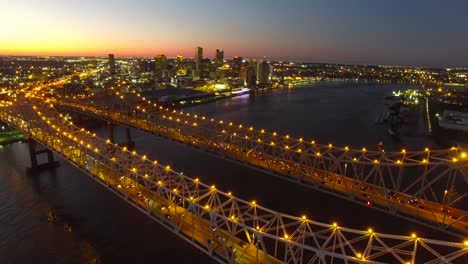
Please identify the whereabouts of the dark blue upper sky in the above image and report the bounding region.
[2,0,467,67]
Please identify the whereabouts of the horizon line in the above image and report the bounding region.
[1,54,466,70]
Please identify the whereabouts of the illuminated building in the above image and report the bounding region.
[154,54,167,78]
[176,55,187,75]
[242,60,256,87]
[214,49,224,67]
[154,54,167,89]
[219,64,231,81]
[232,56,243,76]
[202,58,211,79]
[256,59,270,85]
[194,47,203,79]
[108,54,116,75]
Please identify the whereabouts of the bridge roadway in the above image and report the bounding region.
[52,96,468,235]
[0,105,279,264]
[2,100,467,263]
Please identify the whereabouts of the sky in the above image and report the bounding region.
[1,0,467,67]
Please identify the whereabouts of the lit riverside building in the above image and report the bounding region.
[256,59,270,85]
[232,56,243,77]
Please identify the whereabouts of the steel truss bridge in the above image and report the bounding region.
[48,84,468,237]
[1,96,467,264]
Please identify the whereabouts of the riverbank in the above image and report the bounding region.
[0,129,25,145]
[145,85,281,109]
[428,97,468,148]
[168,89,249,108]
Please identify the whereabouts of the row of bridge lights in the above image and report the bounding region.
[8,94,468,262]
[0,100,14,107]
[50,85,468,248]
[121,86,430,154]
[43,108,252,217]
[24,76,468,260]
[99,127,468,250]
[90,107,468,252]
[38,106,199,199]
[158,112,467,164]
[112,85,467,163]
[34,104,468,247]
[36,104,468,252]
[38,105,161,170]
[48,105,399,241]
[41,108,103,154]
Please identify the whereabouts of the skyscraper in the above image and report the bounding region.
[108,54,116,75]
[194,47,203,79]
[242,60,257,87]
[215,49,224,67]
[154,54,167,79]
[232,56,243,77]
[176,55,187,75]
[256,59,270,85]
[154,54,167,89]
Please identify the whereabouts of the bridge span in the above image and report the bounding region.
[48,86,468,235]
[1,96,467,263]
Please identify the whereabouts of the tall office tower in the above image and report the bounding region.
[242,60,257,87]
[154,54,167,79]
[250,58,257,74]
[154,54,167,89]
[256,59,270,85]
[202,58,211,78]
[194,47,203,78]
[214,49,224,66]
[232,56,243,77]
[240,66,248,85]
[108,54,116,75]
[176,55,187,75]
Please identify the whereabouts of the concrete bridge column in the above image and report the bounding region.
[27,138,59,175]
[28,139,38,169]
[107,122,135,149]
[124,127,135,150]
[109,123,115,143]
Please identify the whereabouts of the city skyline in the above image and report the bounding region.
[1,0,468,67]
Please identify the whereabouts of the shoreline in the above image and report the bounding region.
[166,85,281,109]
[0,130,26,146]
[167,79,427,109]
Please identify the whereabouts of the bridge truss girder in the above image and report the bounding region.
[1,99,467,263]
[51,90,468,234]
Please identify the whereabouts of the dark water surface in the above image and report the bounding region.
[0,82,460,263]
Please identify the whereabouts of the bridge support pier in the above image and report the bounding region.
[124,127,135,150]
[108,123,135,150]
[109,123,115,143]
[26,138,59,175]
